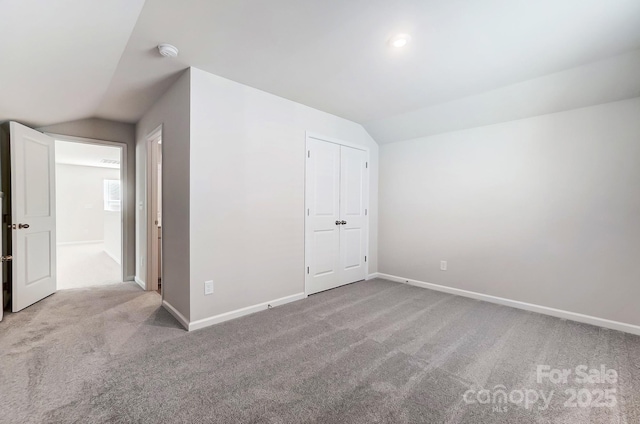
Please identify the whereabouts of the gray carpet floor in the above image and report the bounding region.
[1,279,639,423]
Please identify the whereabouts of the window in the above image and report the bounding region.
[104,179,121,211]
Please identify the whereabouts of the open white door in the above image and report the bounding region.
[10,122,56,312]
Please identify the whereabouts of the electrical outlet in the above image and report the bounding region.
[204,280,214,295]
[440,260,447,271]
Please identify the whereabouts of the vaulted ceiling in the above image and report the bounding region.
[0,0,145,127]
[2,0,640,142]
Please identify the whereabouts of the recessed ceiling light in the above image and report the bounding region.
[389,33,411,48]
[158,43,179,58]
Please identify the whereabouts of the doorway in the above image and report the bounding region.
[147,127,162,295]
[55,140,124,289]
[1,122,131,315]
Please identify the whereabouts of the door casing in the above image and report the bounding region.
[146,125,162,295]
[45,132,128,284]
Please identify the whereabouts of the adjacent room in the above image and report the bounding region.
[0,0,639,423]
[55,140,123,289]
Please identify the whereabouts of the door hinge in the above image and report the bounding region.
[365,209,368,216]
[307,266,310,274]
[365,256,367,262]
[307,208,309,216]
[365,162,368,168]
[307,150,310,158]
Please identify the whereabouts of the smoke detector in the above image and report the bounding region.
[158,44,179,58]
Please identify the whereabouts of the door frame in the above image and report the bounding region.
[145,125,162,295]
[44,132,128,284]
[304,131,370,296]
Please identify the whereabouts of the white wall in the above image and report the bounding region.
[38,118,136,280]
[55,164,120,244]
[189,67,379,322]
[104,211,121,264]
[379,97,640,327]
[135,70,191,321]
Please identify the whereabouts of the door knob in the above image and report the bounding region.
[1,255,12,262]
[340,220,347,225]
[18,223,29,229]
[335,220,341,226]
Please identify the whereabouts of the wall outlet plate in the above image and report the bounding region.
[204,280,214,295]
[440,260,447,271]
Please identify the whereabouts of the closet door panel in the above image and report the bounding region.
[339,145,368,285]
[305,139,341,294]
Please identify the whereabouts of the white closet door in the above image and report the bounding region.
[305,138,341,294]
[10,122,57,312]
[339,145,368,285]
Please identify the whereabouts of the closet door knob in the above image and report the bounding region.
[340,220,347,225]
[18,223,29,229]
[335,220,341,226]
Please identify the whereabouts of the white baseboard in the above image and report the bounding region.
[162,300,189,330]
[366,272,380,280]
[134,276,146,290]
[188,292,307,332]
[377,273,640,336]
[57,240,103,246]
[104,249,121,265]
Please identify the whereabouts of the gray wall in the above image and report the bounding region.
[38,118,136,280]
[189,67,379,322]
[379,97,640,327]
[135,69,191,321]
